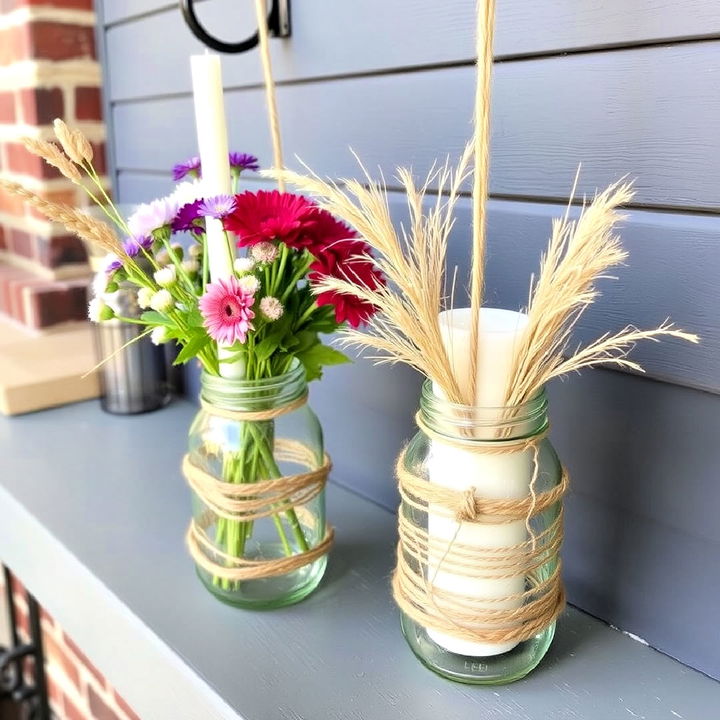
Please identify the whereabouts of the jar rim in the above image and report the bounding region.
[419,379,548,438]
[200,358,307,410]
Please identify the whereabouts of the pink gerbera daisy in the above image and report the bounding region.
[199,276,256,345]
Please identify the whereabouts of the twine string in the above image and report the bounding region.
[183,400,334,581]
[254,0,285,191]
[392,425,568,646]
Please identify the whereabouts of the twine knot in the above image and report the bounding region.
[457,486,480,522]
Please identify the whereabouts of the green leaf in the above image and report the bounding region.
[140,311,174,327]
[174,332,212,365]
[255,336,281,363]
[303,305,341,334]
[297,342,351,381]
[187,306,205,328]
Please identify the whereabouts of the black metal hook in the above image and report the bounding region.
[180,0,291,54]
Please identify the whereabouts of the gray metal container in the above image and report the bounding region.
[93,320,173,414]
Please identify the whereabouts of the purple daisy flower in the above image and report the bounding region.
[172,156,201,181]
[229,152,259,173]
[198,194,237,220]
[122,235,152,257]
[172,199,204,234]
[122,236,140,257]
[103,254,122,274]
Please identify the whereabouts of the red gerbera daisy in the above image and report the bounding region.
[299,207,358,257]
[224,190,314,248]
[310,241,385,328]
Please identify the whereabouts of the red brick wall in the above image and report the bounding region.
[2,570,141,720]
[0,0,109,328]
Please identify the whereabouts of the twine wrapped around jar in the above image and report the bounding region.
[183,397,334,582]
[392,416,568,647]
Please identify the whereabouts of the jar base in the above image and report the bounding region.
[195,553,328,609]
[400,613,555,685]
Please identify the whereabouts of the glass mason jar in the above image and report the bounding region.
[186,361,329,608]
[395,381,565,685]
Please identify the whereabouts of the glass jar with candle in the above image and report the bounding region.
[393,380,566,684]
[185,361,332,608]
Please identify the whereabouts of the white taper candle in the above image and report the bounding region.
[190,53,242,378]
[429,307,530,656]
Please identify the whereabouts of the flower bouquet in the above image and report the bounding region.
[0,120,382,606]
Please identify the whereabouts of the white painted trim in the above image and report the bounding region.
[0,7,96,31]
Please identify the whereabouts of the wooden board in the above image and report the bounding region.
[0,320,100,415]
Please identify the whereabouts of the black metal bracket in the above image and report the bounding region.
[180,0,291,54]
[0,566,50,720]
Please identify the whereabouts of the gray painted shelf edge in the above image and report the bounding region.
[0,400,718,720]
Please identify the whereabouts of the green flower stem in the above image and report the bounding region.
[296,301,319,328]
[248,422,310,553]
[272,514,292,556]
[270,243,290,296]
[279,254,313,304]
[202,238,209,292]
[223,229,235,270]
[211,417,308,591]
[83,161,131,235]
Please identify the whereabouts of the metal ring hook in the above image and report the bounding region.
[180,0,291,54]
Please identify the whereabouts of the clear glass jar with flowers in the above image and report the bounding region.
[1,121,383,607]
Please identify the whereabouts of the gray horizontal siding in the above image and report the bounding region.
[102,1,720,94]
[550,371,720,680]
[110,44,720,212]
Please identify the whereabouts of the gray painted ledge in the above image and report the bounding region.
[0,400,717,720]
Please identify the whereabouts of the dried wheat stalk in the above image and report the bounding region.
[0,178,123,256]
[21,137,81,182]
[53,118,93,164]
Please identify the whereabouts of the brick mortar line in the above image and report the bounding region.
[0,60,102,91]
[0,210,68,237]
[0,7,96,31]
[0,170,110,191]
[0,249,91,281]
[0,122,106,142]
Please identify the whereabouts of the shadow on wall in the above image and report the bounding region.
[549,368,720,680]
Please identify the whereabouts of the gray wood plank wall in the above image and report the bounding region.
[96,1,720,679]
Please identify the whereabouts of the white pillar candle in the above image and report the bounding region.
[190,53,243,378]
[428,307,531,656]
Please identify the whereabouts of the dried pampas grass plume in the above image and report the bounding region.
[0,179,123,256]
[504,180,699,405]
[274,161,698,406]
